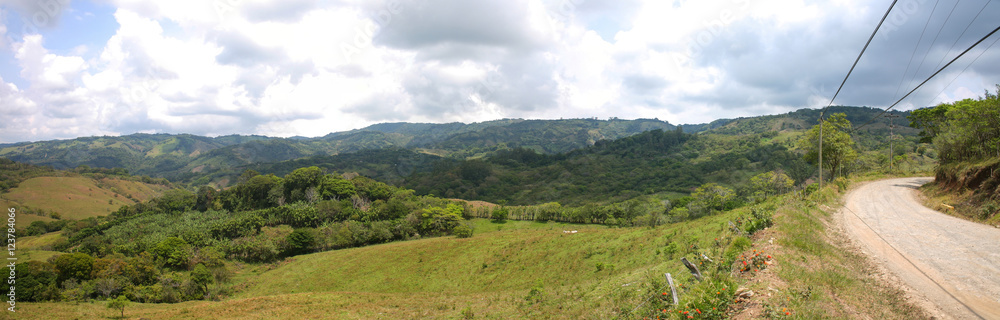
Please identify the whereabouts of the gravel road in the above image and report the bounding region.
[841,177,1000,320]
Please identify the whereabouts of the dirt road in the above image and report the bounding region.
[841,177,1000,319]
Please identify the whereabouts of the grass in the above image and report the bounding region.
[18,250,62,262]
[738,178,930,319]
[1,198,55,227]
[23,212,749,319]
[19,231,64,250]
[3,176,167,220]
[16,179,934,319]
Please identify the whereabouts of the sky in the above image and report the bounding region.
[0,0,998,143]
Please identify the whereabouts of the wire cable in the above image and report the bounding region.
[891,0,941,103]
[855,24,1000,131]
[932,0,992,72]
[910,0,961,94]
[923,33,1000,107]
[822,0,900,115]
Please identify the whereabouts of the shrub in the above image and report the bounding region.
[284,229,315,256]
[744,205,774,235]
[490,206,509,223]
[453,223,474,238]
[107,295,130,318]
[152,237,192,269]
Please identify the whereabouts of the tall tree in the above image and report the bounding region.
[798,113,857,177]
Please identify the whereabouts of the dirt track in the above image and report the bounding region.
[840,177,1000,319]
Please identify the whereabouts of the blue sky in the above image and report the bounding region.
[1,0,998,143]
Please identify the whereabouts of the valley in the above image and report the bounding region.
[2,102,995,319]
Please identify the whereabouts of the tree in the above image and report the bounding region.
[284,166,324,202]
[691,183,735,215]
[195,186,217,212]
[155,189,195,213]
[453,223,474,238]
[107,295,130,318]
[191,263,213,296]
[18,261,58,301]
[798,113,857,177]
[284,229,315,256]
[238,169,260,184]
[319,175,356,200]
[420,204,465,235]
[908,103,951,143]
[746,171,794,202]
[490,206,509,223]
[53,252,95,283]
[153,237,191,269]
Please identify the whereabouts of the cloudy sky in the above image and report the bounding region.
[0,0,998,143]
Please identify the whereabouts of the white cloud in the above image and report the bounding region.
[0,0,998,143]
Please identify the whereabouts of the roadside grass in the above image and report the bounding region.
[743,179,930,319]
[920,183,1000,227]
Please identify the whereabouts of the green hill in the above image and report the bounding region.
[1,118,676,187]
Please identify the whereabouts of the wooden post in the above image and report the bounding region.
[681,257,703,281]
[729,221,746,236]
[665,273,679,305]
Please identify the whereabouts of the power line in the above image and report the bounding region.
[823,0,900,113]
[855,24,1000,131]
[924,33,1000,107]
[892,0,940,103]
[910,0,961,95]
[931,0,993,72]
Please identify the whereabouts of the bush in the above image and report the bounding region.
[152,237,192,269]
[490,207,509,223]
[284,229,315,256]
[743,205,774,235]
[453,223,474,238]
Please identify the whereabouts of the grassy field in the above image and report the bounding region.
[12,179,936,319]
[1,198,55,227]
[20,231,64,250]
[20,212,747,319]
[3,176,168,220]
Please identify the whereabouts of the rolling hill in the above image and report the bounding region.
[1,118,677,187]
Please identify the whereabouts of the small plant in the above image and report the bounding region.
[981,201,998,220]
[736,249,770,274]
[461,306,475,319]
[525,281,545,305]
[743,205,774,235]
[106,295,130,319]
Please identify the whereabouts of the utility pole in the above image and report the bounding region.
[887,114,899,172]
[818,113,824,189]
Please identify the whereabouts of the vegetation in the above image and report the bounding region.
[910,85,1000,223]
[5,105,942,319]
[798,113,858,178]
[909,86,1000,164]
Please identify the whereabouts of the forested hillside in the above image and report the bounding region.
[0,118,675,187]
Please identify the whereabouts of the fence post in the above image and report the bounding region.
[681,257,703,281]
[665,273,679,305]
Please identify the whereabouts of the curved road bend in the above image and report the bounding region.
[841,177,1000,320]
